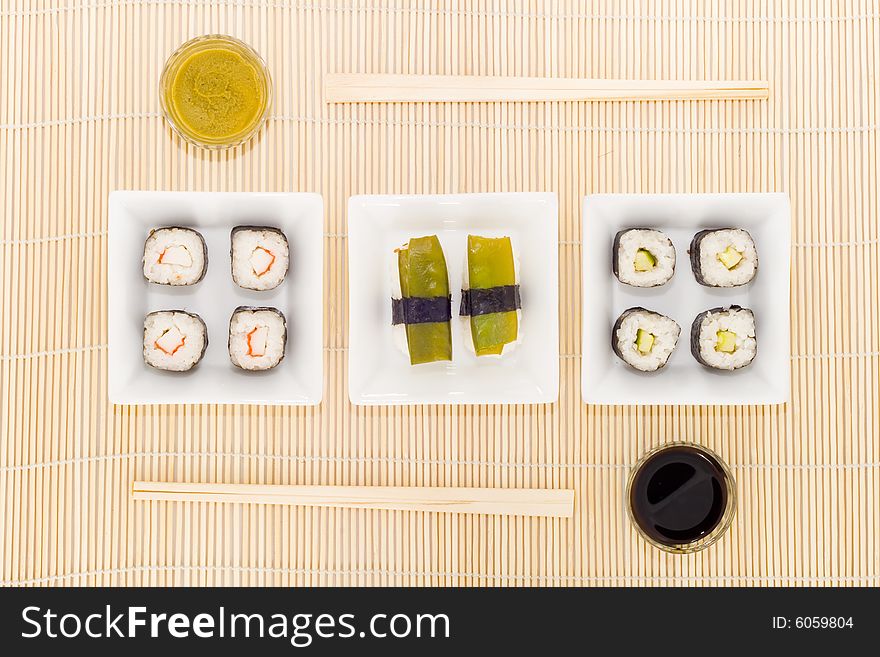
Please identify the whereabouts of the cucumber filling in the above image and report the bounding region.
[717,246,744,270]
[715,330,738,353]
[635,328,655,355]
[633,248,657,272]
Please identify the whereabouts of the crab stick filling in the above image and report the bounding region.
[157,244,193,267]
[154,326,186,355]
[250,246,276,277]
[246,325,269,357]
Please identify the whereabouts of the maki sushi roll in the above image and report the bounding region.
[613,229,676,287]
[612,307,680,372]
[460,234,521,356]
[392,235,452,365]
[143,310,207,371]
[690,228,758,287]
[691,306,757,370]
[143,227,207,285]
[228,306,287,371]
[231,226,290,291]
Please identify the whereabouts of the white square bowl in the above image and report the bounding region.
[582,193,790,406]
[348,193,559,406]
[108,191,324,405]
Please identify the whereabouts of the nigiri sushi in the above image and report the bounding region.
[459,235,521,356]
[391,235,452,365]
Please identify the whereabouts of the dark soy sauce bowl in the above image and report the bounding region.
[626,442,736,553]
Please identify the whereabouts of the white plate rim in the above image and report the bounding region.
[580,191,791,406]
[108,190,325,406]
[347,191,560,406]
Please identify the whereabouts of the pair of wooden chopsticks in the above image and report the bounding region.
[324,73,769,103]
[133,481,574,518]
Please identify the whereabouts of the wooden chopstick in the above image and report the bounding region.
[132,481,575,518]
[324,73,769,103]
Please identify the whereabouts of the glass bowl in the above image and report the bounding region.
[626,441,737,554]
[159,34,272,150]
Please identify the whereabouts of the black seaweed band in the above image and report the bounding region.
[391,296,452,325]
[459,285,521,317]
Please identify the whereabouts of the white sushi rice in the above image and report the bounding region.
[143,311,206,371]
[695,307,757,370]
[231,228,290,291]
[614,229,676,287]
[143,227,206,286]
[390,252,411,359]
[614,309,680,372]
[695,229,758,287]
[228,307,287,370]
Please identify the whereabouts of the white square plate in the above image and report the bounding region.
[582,193,790,405]
[109,191,324,405]
[348,193,559,406]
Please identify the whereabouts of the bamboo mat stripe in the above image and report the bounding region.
[4,569,880,588]
[4,115,880,132]
[1,0,879,587]
[1,1,880,22]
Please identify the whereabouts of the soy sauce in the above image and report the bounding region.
[629,445,732,549]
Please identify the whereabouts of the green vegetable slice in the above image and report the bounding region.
[635,328,655,354]
[467,235,518,356]
[397,236,452,365]
[634,248,657,272]
[715,330,738,353]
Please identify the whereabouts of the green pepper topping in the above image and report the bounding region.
[397,236,452,365]
[467,235,518,356]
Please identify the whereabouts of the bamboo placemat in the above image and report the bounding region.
[1,0,878,587]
